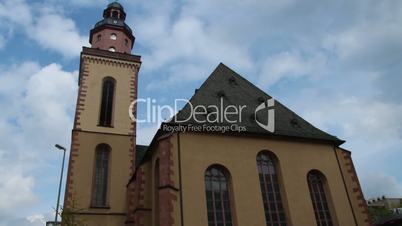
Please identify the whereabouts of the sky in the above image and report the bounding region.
[0,0,401,225]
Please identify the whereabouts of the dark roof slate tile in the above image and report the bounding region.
[169,63,343,144]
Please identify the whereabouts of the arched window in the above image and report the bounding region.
[154,159,160,226]
[108,47,116,52]
[257,151,287,226]
[205,165,234,226]
[307,170,333,226]
[91,144,111,207]
[99,78,115,127]
[96,34,101,42]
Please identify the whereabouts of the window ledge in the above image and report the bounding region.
[97,124,114,128]
[90,206,110,209]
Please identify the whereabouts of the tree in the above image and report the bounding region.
[57,195,88,226]
[368,207,394,223]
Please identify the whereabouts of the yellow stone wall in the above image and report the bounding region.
[64,51,140,226]
[171,132,365,226]
[77,54,139,135]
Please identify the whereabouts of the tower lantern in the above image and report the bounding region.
[89,2,135,54]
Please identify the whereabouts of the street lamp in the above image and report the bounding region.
[54,144,67,225]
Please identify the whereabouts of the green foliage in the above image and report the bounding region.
[368,207,394,223]
[58,197,88,226]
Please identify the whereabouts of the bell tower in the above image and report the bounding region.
[89,2,134,54]
[64,2,141,226]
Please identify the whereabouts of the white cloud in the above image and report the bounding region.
[27,214,46,225]
[22,63,78,141]
[259,51,327,87]
[285,82,402,160]
[361,172,402,199]
[138,15,253,74]
[0,174,37,211]
[299,94,402,146]
[324,23,402,68]
[145,62,213,90]
[63,0,106,7]
[0,0,32,25]
[27,13,88,58]
[0,62,40,97]
[127,1,254,86]
[0,62,77,223]
[0,212,50,226]
[322,1,402,69]
[0,0,88,58]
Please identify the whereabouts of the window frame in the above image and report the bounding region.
[98,77,116,127]
[91,143,111,208]
[307,170,335,226]
[256,151,288,226]
[204,165,236,226]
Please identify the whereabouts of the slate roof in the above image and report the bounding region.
[107,2,124,10]
[135,145,148,166]
[93,18,133,34]
[167,63,343,145]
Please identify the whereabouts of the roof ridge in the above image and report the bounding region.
[217,63,272,98]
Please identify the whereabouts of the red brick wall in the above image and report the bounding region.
[126,136,179,226]
[341,150,373,226]
[126,167,148,226]
[158,137,178,226]
[91,29,132,54]
[63,56,90,209]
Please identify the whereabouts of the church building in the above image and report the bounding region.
[64,2,372,226]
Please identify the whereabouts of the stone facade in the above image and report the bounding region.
[127,133,372,226]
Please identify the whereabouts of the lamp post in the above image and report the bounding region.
[54,144,67,225]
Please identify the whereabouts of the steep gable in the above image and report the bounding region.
[168,63,343,144]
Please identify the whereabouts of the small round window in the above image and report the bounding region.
[110,33,117,40]
[109,47,116,52]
